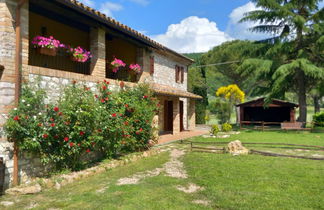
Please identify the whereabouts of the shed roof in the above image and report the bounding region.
[52,0,194,64]
[236,97,298,108]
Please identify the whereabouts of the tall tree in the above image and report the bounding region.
[239,0,324,122]
[187,54,208,124]
[201,40,265,96]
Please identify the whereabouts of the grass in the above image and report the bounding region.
[184,151,324,210]
[191,130,324,157]
[1,131,324,209]
[0,151,212,210]
[192,130,324,146]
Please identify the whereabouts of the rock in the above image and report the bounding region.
[217,135,230,138]
[143,151,149,157]
[6,184,42,195]
[148,140,155,147]
[227,140,249,155]
[54,182,61,190]
[0,201,14,206]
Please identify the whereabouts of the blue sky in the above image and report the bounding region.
[79,0,323,53]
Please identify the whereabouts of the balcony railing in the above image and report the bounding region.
[29,48,90,75]
[106,65,138,83]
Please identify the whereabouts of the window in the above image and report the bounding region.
[175,65,185,84]
[150,56,154,75]
[181,66,184,83]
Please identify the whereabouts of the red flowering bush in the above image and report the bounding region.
[4,81,158,171]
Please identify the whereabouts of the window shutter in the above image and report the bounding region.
[175,65,179,82]
[150,56,154,75]
[181,67,184,83]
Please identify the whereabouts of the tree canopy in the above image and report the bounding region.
[238,0,324,122]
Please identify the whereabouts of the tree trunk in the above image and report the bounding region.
[297,70,307,123]
[314,96,320,113]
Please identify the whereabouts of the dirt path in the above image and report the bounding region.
[117,149,187,185]
[116,148,211,206]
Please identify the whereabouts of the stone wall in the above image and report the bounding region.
[152,52,188,91]
[0,141,46,190]
[28,74,120,104]
[188,99,196,130]
[0,0,18,140]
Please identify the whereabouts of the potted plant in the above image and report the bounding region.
[69,46,92,63]
[128,64,142,82]
[111,57,126,73]
[129,64,142,74]
[32,36,63,56]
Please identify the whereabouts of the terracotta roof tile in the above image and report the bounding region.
[151,84,202,99]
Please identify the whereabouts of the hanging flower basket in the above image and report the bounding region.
[37,47,57,56]
[111,58,126,73]
[129,64,142,74]
[69,46,92,63]
[32,36,63,56]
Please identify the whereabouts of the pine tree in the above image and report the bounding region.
[239,0,324,122]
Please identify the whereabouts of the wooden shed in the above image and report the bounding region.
[236,98,298,125]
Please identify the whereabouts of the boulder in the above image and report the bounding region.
[227,140,249,155]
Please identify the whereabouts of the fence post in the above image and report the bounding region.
[262,121,264,131]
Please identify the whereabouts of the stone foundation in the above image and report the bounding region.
[0,141,46,190]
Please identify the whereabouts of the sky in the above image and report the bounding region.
[78,0,324,53]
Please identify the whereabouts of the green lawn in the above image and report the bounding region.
[1,131,324,209]
[207,106,324,125]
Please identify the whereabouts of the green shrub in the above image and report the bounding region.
[210,125,220,136]
[222,123,232,132]
[208,98,231,124]
[4,81,159,171]
[313,112,324,127]
[196,102,206,124]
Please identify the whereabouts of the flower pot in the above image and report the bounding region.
[37,48,57,56]
[70,56,89,63]
[128,70,138,82]
[71,56,81,62]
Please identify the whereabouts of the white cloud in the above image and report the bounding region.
[100,2,123,17]
[78,0,95,7]
[151,16,232,53]
[226,2,271,40]
[128,0,149,6]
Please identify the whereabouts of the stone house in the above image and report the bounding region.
[0,0,202,188]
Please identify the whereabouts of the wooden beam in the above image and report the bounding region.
[13,0,29,187]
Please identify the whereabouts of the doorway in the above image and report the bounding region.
[164,100,173,132]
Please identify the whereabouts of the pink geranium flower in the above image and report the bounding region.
[69,46,92,63]
[32,36,63,49]
[129,64,142,74]
[111,58,126,73]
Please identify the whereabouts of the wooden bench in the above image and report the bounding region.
[281,122,304,130]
